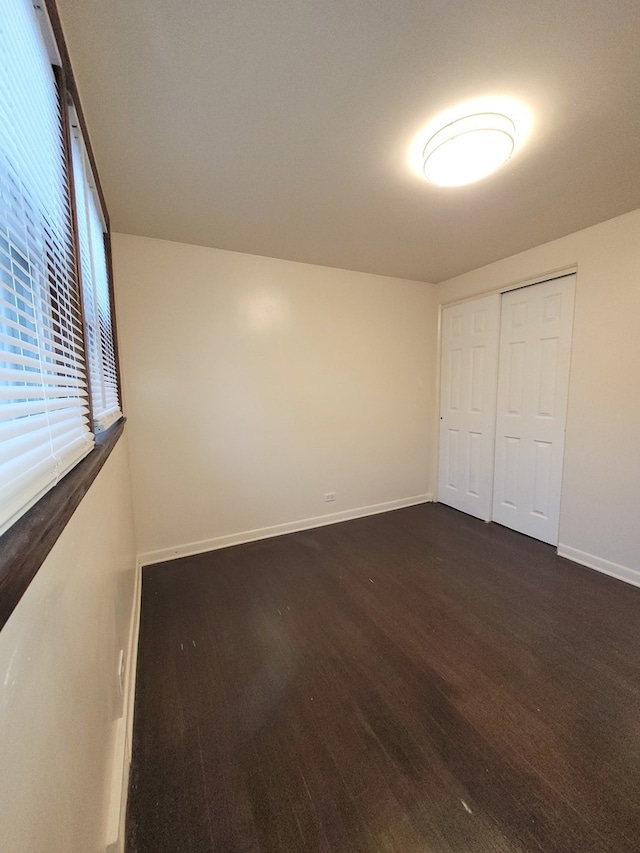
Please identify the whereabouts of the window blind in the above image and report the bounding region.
[70,128,122,432]
[0,0,93,534]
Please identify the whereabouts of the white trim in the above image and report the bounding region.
[103,559,143,852]
[558,544,640,589]
[432,305,443,500]
[125,559,142,761]
[104,718,127,853]
[439,265,578,308]
[138,494,434,567]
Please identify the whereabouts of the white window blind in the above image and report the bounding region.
[0,0,93,534]
[70,127,122,432]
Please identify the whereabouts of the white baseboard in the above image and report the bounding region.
[125,559,143,761]
[104,717,127,853]
[557,544,640,589]
[139,494,434,567]
[104,558,143,852]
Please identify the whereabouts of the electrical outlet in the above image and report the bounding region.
[324,491,336,502]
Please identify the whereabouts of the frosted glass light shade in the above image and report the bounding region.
[423,113,515,186]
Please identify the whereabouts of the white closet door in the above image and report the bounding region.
[438,294,501,520]
[492,275,576,544]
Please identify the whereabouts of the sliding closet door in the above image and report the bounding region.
[438,295,500,520]
[492,275,576,545]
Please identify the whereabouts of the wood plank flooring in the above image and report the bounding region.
[126,504,640,852]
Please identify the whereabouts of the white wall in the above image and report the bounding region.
[0,435,137,853]
[437,208,640,582]
[112,234,438,562]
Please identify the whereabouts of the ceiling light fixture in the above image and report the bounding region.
[422,112,515,186]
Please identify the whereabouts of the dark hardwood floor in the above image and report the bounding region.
[126,503,640,853]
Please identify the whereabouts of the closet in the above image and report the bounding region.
[438,274,575,545]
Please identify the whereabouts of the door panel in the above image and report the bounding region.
[492,275,575,544]
[438,295,500,520]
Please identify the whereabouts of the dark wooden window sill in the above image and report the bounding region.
[0,417,126,631]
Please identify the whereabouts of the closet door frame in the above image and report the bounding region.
[437,294,501,521]
[492,275,576,545]
[435,266,577,547]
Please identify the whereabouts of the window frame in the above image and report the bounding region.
[0,0,124,631]
[67,101,123,434]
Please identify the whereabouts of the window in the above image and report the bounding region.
[0,0,121,536]
[70,120,122,433]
